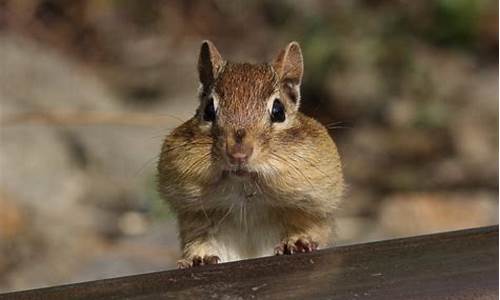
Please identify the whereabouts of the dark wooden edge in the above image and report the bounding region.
[1,225,498,299]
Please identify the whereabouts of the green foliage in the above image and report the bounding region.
[413,101,449,129]
[300,15,340,89]
[430,0,487,48]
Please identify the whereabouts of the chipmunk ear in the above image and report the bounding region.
[272,41,304,86]
[272,41,303,108]
[198,40,224,88]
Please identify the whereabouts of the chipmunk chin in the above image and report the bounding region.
[232,170,249,178]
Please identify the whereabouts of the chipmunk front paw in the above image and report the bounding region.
[177,255,221,269]
[274,236,319,255]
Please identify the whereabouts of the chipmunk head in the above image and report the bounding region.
[195,40,304,176]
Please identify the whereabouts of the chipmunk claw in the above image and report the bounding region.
[295,238,318,253]
[177,255,221,268]
[176,259,192,269]
[203,255,221,265]
[275,237,319,255]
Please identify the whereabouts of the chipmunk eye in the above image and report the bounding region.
[271,99,286,123]
[203,97,216,122]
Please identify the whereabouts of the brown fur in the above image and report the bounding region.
[157,41,344,267]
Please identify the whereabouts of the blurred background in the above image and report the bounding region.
[0,0,498,292]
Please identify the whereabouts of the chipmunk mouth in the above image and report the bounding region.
[223,166,255,178]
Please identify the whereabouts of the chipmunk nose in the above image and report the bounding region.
[227,129,253,165]
[227,142,253,165]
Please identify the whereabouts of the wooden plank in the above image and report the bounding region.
[1,226,497,300]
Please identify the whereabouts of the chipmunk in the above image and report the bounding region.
[157,41,344,268]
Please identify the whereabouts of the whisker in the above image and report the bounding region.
[325,121,352,130]
[217,204,234,227]
[326,125,351,130]
[178,152,211,180]
[151,113,188,124]
[325,121,344,126]
[290,152,338,187]
[253,180,264,196]
[160,141,212,156]
[243,200,248,232]
[201,203,210,224]
[239,201,244,230]
[270,152,315,189]
[134,155,159,177]
[138,138,211,178]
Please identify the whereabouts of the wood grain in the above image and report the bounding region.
[1,226,497,300]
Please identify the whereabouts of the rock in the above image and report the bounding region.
[0,192,25,239]
[70,220,179,283]
[335,217,378,245]
[0,34,182,292]
[378,192,498,238]
[118,211,149,236]
[0,35,121,291]
[450,68,498,186]
[0,192,45,288]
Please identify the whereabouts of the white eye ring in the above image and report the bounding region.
[210,93,219,110]
[266,92,281,114]
[201,93,219,123]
